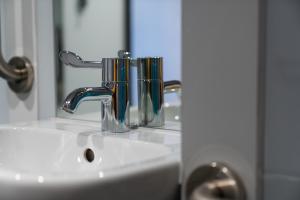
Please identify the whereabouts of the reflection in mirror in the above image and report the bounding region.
[130,0,181,131]
[53,0,181,131]
[53,0,127,115]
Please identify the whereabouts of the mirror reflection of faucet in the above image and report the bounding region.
[59,50,181,133]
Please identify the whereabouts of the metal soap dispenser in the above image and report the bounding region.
[137,57,181,127]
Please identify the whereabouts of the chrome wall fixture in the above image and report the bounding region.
[0,49,34,93]
[60,50,131,133]
[60,50,181,133]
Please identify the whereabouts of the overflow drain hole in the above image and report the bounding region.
[84,148,95,162]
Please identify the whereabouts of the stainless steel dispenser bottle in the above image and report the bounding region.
[137,57,181,127]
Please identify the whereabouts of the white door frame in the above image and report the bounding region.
[182,0,265,200]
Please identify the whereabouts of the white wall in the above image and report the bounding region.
[264,0,300,199]
[182,1,263,199]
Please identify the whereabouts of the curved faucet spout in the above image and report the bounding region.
[62,87,112,113]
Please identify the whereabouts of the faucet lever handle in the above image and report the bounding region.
[59,50,102,68]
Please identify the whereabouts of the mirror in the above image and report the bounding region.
[53,0,181,131]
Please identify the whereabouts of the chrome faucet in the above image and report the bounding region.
[59,50,131,133]
[60,50,181,132]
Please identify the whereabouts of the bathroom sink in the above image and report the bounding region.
[0,127,171,177]
[0,118,180,200]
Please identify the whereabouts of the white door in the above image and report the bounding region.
[182,0,300,200]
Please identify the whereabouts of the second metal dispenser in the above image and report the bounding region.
[137,57,181,127]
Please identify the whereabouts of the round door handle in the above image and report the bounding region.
[185,162,246,200]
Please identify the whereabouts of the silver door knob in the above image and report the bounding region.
[185,162,246,200]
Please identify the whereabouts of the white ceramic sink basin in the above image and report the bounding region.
[0,118,180,200]
[0,127,171,178]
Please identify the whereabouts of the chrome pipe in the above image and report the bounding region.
[0,51,27,81]
[0,20,34,93]
[0,49,34,93]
